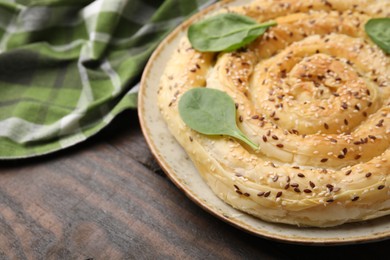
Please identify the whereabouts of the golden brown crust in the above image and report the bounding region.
[158,0,390,227]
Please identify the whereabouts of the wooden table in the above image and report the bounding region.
[0,109,388,259]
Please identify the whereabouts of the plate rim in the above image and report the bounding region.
[138,0,390,245]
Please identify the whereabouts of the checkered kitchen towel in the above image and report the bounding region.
[0,0,216,159]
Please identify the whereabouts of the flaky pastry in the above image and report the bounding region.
[158,0,390,227]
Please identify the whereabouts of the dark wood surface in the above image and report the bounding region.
[0,109,389,259]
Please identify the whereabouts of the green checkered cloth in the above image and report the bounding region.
[0,0,216,159]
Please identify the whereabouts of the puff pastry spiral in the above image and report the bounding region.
[158,0,390,227]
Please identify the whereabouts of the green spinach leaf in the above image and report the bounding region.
[178,88,259,150]
[365,18,390,54]
[188,13,276,52]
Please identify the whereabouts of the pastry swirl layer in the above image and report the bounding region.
[158,0,390,227]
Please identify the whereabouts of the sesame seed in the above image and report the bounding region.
[264,191,271,197]
[262,136,268,142]
[294,188,301,193]
[365,172,372,178]
[376,119,384,127]
[304,189,312,193]
[257,191,265,196]
[345,170,352,175]
[297,173,305,178]
[326,184,334,192]
[251,115,259,119]
[276,144,284,148]
[309,181,315,188]
[323,0,333,8]
[321,158,328,163]
[324,123,329,129]
[273,175,279,182]
[272,135,279,140]
[378,185,385,190]
[351,196,359,201]
[291,183,299,187]
[276,191,283,198]
[326,199,334,203]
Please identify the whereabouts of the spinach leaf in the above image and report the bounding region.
[178,88,259,150]
[188,13,276,52]
[365,18,390,54]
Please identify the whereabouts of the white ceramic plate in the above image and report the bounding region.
[138,0,390,245]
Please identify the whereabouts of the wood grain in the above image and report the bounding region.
[0,110,388,259]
